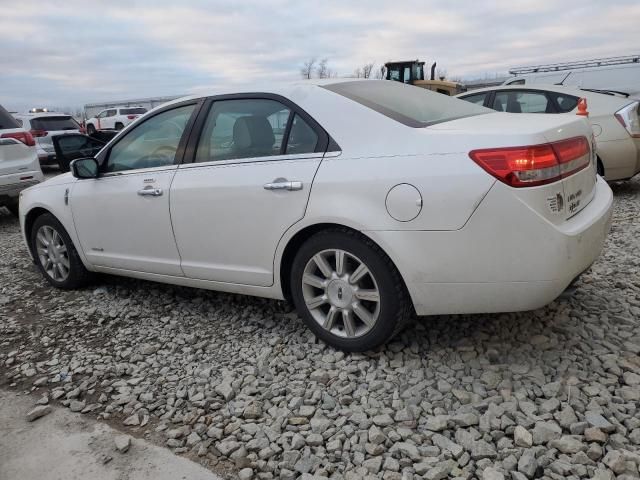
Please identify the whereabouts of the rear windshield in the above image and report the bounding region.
[30,116,80,131]
[0,104,20,129]
[120,107,147,115]
[323,81,490,127]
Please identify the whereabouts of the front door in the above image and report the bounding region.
[170,97,327,286]
[70,103,197,275]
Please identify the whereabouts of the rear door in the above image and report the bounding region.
[170,95,330,286]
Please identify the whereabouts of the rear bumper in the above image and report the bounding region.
[0,175,43,202]
[369,176,613,316]
[598,136,640,181]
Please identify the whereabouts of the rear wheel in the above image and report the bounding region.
[290,229,413,352]
[115,122,124,131]
[30,213,92,289]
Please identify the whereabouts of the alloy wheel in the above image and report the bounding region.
[35,225,70,282]
[301,249,380,338]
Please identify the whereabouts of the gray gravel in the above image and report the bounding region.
[1,178,640,480]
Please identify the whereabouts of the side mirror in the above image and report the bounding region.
[70,157,99,179]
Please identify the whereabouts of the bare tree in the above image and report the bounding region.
[354,67,363,78]
[300,58,317,79]
[374,64,386,79]
[316,58,331,79]
[361,63,374,79]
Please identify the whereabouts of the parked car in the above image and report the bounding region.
[85,107,147,134]
[13,112,82,171]
[19,80,613,351]
[0,104,44,216]
[457,85,640,181]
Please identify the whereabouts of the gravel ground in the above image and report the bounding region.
[1,178,639,480]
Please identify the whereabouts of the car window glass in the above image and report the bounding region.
[108,110,117,117]
[460,93,487,106]
[97,111,106,118]
[30,116,79,131]
[0,105,20,129]
[494,91,550,113]
[323,81,489,127]
[286,115,318,155]
[105,104,195,173]
[195,99,291,162]
[554,94,579,113]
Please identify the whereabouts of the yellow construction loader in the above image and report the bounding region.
[384,60,466,95]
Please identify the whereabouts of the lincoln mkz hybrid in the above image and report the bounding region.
[19,80,613,351]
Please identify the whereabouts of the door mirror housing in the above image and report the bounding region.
[70,157,99,179]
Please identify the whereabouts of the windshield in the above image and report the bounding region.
[323,81,490,127]
[0,105,20,129]
[120,107,147,115]
[31,116,80,131]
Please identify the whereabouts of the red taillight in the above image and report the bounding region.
[1,131,36,147]
[30,129,48,138]
[469,136,591,188]
[127,115,136,119]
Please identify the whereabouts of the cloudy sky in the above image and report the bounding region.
[1,0,638,111]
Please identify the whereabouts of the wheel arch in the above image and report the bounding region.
[278,222,408,303]
[24,206,53,257]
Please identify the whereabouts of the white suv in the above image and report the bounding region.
[85,106,147,134]
[0,105,43,215]
[13,112,82,170]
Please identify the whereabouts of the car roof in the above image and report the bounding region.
[161,79,378,107]
[14,112,72,118]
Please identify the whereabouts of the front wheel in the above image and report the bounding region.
[30,213,92,289]
[86,123,96,136]
[290,229,413,352]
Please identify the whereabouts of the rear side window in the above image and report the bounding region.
[31,116,80,131]
[460,92,488,106]
[120,107,147,115]
[323,81,489,127]
[553,93,579,113]
[0,105,20,129]
[493,91,552,113]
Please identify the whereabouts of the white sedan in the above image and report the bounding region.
[457,85,640,181]
[19,80,613,351]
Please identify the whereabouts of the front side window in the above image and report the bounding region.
[97,111,107,118]
[105,104,195,172]
[196,99,293,163]
[323,81,490,127]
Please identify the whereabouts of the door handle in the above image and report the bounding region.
[263,180,303,191]
[137,187,163,197]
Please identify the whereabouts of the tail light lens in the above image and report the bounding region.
[30,129,48,138]
[469,136,591,188]
[614,102,640,138]
[127,115,136,120]
[1,131,36,147]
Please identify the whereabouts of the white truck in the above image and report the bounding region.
[85,106,147,134]
[504,55,640,97]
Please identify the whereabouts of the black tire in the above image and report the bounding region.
[597,157,605,177]
[290,229,413,352]
[115,122,124,131]
[5,200,19,217]
[86,124,96,135]
[30,213,92,289]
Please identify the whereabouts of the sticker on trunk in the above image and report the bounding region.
[547,192,564,214]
